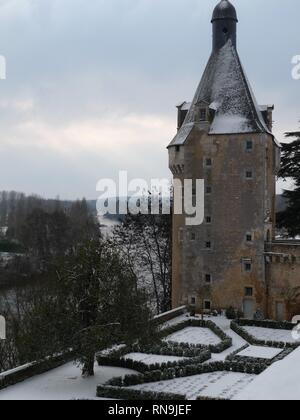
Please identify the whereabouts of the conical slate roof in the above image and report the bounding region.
[169,40,271,147]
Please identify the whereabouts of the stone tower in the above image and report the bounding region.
[168,0,281,318]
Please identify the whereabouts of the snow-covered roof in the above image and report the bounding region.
[169,40,275,147]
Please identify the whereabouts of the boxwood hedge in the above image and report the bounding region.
[97,385,186,400]
[106,360,266,388]
[97,348,211,373]
[231,320,299,349]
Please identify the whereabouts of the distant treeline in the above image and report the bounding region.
[0,191,97,233]
[0,191,100,287]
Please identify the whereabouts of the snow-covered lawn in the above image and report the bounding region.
[236,346,282,360]
[244,326,296,344]
[122,353,186,365]
[165,327,221,346]
[234,347,300,400]
[0,363,138,401]
[129,371,256,400]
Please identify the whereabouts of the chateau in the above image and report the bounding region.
[168,0,300,321]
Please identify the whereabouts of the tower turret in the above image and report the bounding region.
[212,0,238,51]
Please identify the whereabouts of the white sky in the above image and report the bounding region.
[0,0,299,199]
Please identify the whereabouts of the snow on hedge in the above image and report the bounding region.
[129,371,256,400]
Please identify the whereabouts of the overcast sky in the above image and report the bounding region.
[0,0,299,199]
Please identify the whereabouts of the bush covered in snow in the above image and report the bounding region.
[106,360,265,388]
[97,385,186,400]
[231,320,299,349]
[97,347,211,373]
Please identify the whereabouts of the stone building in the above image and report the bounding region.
[168,0,300,321]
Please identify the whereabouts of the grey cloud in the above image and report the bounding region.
[0,0,298,198]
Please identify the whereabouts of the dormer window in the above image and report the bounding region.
[200,108,207,121]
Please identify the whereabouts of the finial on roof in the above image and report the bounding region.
[211,0,238,23]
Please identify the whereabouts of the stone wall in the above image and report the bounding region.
[266,241,300,320]
[169,125,277,317]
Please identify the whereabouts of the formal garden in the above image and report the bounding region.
[95,309,300,400]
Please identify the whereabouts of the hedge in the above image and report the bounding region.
[226,345,250,361]
[97,349,211,373]
[160,319,233,354]
[235,319,295,331]
[106,360,266,388]
[97,385,186,400]
[231,321,300,349]
[227,346,295,368]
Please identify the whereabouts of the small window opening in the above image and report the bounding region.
[200,108,207,121]
[205,274,212,284]
[204,300,212,311]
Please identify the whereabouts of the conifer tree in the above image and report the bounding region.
[277,130,300,237]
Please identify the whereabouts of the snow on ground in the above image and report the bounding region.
[0,363,138,401]
[234,347,300,400]
[206,316,247,360]
[129,371,256,400]
[165,326,221,346]
[122,353,186,365]
[244,326,296,344]
[163,315,248,360]
[236,346,282,360]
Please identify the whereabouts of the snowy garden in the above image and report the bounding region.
[0,308,300,400]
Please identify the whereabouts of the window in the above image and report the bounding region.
[206,216,212,224]
[200,108,207,121]
[205,274,212,284]
[175,145,180,152]
[190,297,196,306]
[246,140,253,151]
[204,300,212,311]
[223,27,228,34]
[246,234,253,242]
[205,241,212,249]
[205,158,212,167]
[206,186,212,195]
[245,287,253,297]
[244,262,252,272]
[191,232,196,241]
[246,170,253,179]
